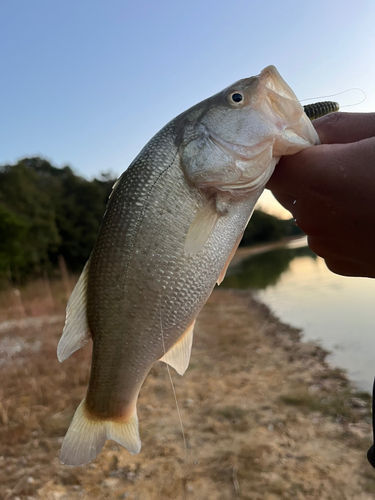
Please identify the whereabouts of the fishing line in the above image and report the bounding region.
[300,88,366,108]
[159,301,187,454]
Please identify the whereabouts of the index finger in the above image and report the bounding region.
[313,112,375,144]
[266,142,339,196]
[267,136,375,204]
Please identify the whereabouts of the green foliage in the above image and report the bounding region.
[0,205,28,275]
[221,246,316,290]
[240,209,303,247]
[0,160,61,277]
[0,157,114,282]
[222,248,294,289]
[241,210,283,246]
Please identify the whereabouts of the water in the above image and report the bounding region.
[223,237,375,392]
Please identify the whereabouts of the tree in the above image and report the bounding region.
[241,210,285,246]
[0,160,60,278]
[0,157,115,281]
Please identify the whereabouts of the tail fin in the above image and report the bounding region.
[60,399,141,466]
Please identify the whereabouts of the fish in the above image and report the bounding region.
[57,65,319,466]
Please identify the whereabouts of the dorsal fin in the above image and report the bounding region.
[159,321,195,375]
[57,260,91,362]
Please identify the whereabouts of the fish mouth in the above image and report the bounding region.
[256,65,320,152]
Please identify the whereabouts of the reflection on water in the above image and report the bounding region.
[223,239,375,392]
[223,245,317,290]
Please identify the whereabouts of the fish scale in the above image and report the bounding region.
[86,125,213,415]
[57,65,320,465]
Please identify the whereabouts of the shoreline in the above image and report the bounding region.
[1,287,374,499]
[231,235,308,267]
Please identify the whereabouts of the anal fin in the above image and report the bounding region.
[57,260,91,362]
[160,320,195,375]
[216,231,244,285]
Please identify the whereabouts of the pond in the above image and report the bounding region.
[222,237,375,392]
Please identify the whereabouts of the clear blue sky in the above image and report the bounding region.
[1,0,375,211]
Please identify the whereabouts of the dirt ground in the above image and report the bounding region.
[0,285,375,500]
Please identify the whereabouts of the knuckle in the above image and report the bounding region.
[307,236,325,258]
[324,258,347,276]
[324,258,365,278]
[294,217,313,235]
[292,192,323,234]
[314,111,343,135]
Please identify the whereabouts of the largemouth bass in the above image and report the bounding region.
[57,65,319,466]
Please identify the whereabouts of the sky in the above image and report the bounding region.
[1,0,375,218]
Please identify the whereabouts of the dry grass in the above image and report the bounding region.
[0,285,373,499]
[0,275,74,321]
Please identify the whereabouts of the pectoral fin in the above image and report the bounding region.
[184,199,219,256]
[57,260,92,362]
[216,232,244,285]
[160,320,195,375]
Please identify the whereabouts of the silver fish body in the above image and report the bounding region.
[57,66,319,465]
[86,130,253,416]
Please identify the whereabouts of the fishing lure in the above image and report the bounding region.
[303,101,340,120]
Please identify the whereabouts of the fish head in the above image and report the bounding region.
[180,65,319,194]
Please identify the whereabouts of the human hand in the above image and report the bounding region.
[267,112,375,278]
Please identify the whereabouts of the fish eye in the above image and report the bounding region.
[228,92,244,105]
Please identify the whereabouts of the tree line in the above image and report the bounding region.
[241,208,302,247]
[0,157,113,283]
[0,157,302,284]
